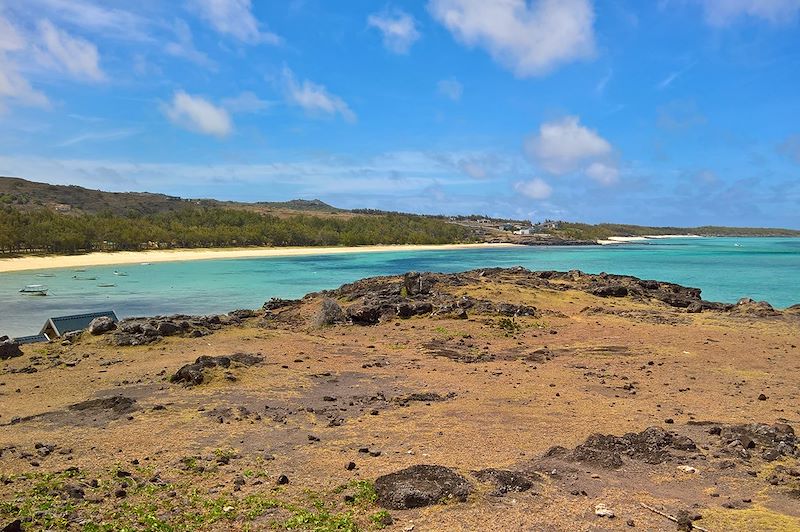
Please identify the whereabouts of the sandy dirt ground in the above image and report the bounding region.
[1,269,798,531]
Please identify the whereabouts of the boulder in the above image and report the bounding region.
[171,353,263,386]
[156,321,182,336]
[591,285,629,297]
[315,297,346,326]
[0,339,23,360]
[375,465,472,509]
[346,304,382,325]
[402,272,435,296]
[88,316,117,335]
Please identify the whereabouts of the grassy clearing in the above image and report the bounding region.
[0,468,389,531]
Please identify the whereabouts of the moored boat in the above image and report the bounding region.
[19,284,49,296]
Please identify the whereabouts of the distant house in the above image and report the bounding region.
[513,228,532,235]
[12,334,49,345]
[40,311,118,340]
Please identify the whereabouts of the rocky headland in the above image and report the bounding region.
[1,268,799,531]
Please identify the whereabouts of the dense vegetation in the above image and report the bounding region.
[0,207,475,254]
[551,222,800,240]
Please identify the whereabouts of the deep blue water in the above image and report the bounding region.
[1,237,798,337]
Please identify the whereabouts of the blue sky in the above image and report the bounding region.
[1,0,799,227]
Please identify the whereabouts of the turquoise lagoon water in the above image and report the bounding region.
[1,237,799,337]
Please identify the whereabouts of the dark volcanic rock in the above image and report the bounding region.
[591,285,629,297]
[68,395,137,415]
[325,268,734,322]
[263,298,301,311]
[346,304,382,325]
[111,314,231,346]
[402,272,436,296]
[171,353,263,386]
[375,465,472,509]
[718,423,797,459]
[315,297,346,326]
[0,339,23,360]
[2,519,22,532]
[551,427,699,469]
[88,316,116,335]
[472,468,539,496]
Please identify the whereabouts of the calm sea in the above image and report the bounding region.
[2,237,798,338]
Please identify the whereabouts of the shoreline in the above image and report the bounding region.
[0,243,520,273]
[596,234,703,245]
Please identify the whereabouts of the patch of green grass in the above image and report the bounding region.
[213,448,239,461]
[349,481,377,506]
[497,317,520,333]
[369,510,393,529]
[284,501,357,531]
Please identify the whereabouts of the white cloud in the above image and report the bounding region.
[524,115,611,174]
[656,61,695,90]
[189,0,280,45]
[367,9,421,54]
[0,151,479,197]
[282,67,356,122]
[163,91,232,137]
[56,128,139,147]
[17,0,153,42]
[700,0,800,26]
[585,161,619,185]
[595,68,612,95]
[35,20,105,82]
[428,0,595,77]
[165,19,215,69]
[515,178,552,199]
[437,78,463,101]
[0,16,50,110]
[222,91,272,113]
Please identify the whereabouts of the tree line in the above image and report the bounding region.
[0,206,476,254]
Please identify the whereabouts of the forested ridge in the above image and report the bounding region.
[0,207,476,254]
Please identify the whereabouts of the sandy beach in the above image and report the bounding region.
[0,243,518,273]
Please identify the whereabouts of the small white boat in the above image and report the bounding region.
[113,271,128,276]
[73,275,97,280]
[36,273,56,278]
[97,283,116,288]
[20,284,48,296]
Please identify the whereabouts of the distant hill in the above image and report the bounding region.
[0,176,797,256]
[0,176,340,216]
[549,222,800,239]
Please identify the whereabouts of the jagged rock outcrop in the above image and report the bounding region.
[545,427,699,469]
[106,311,253,346]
